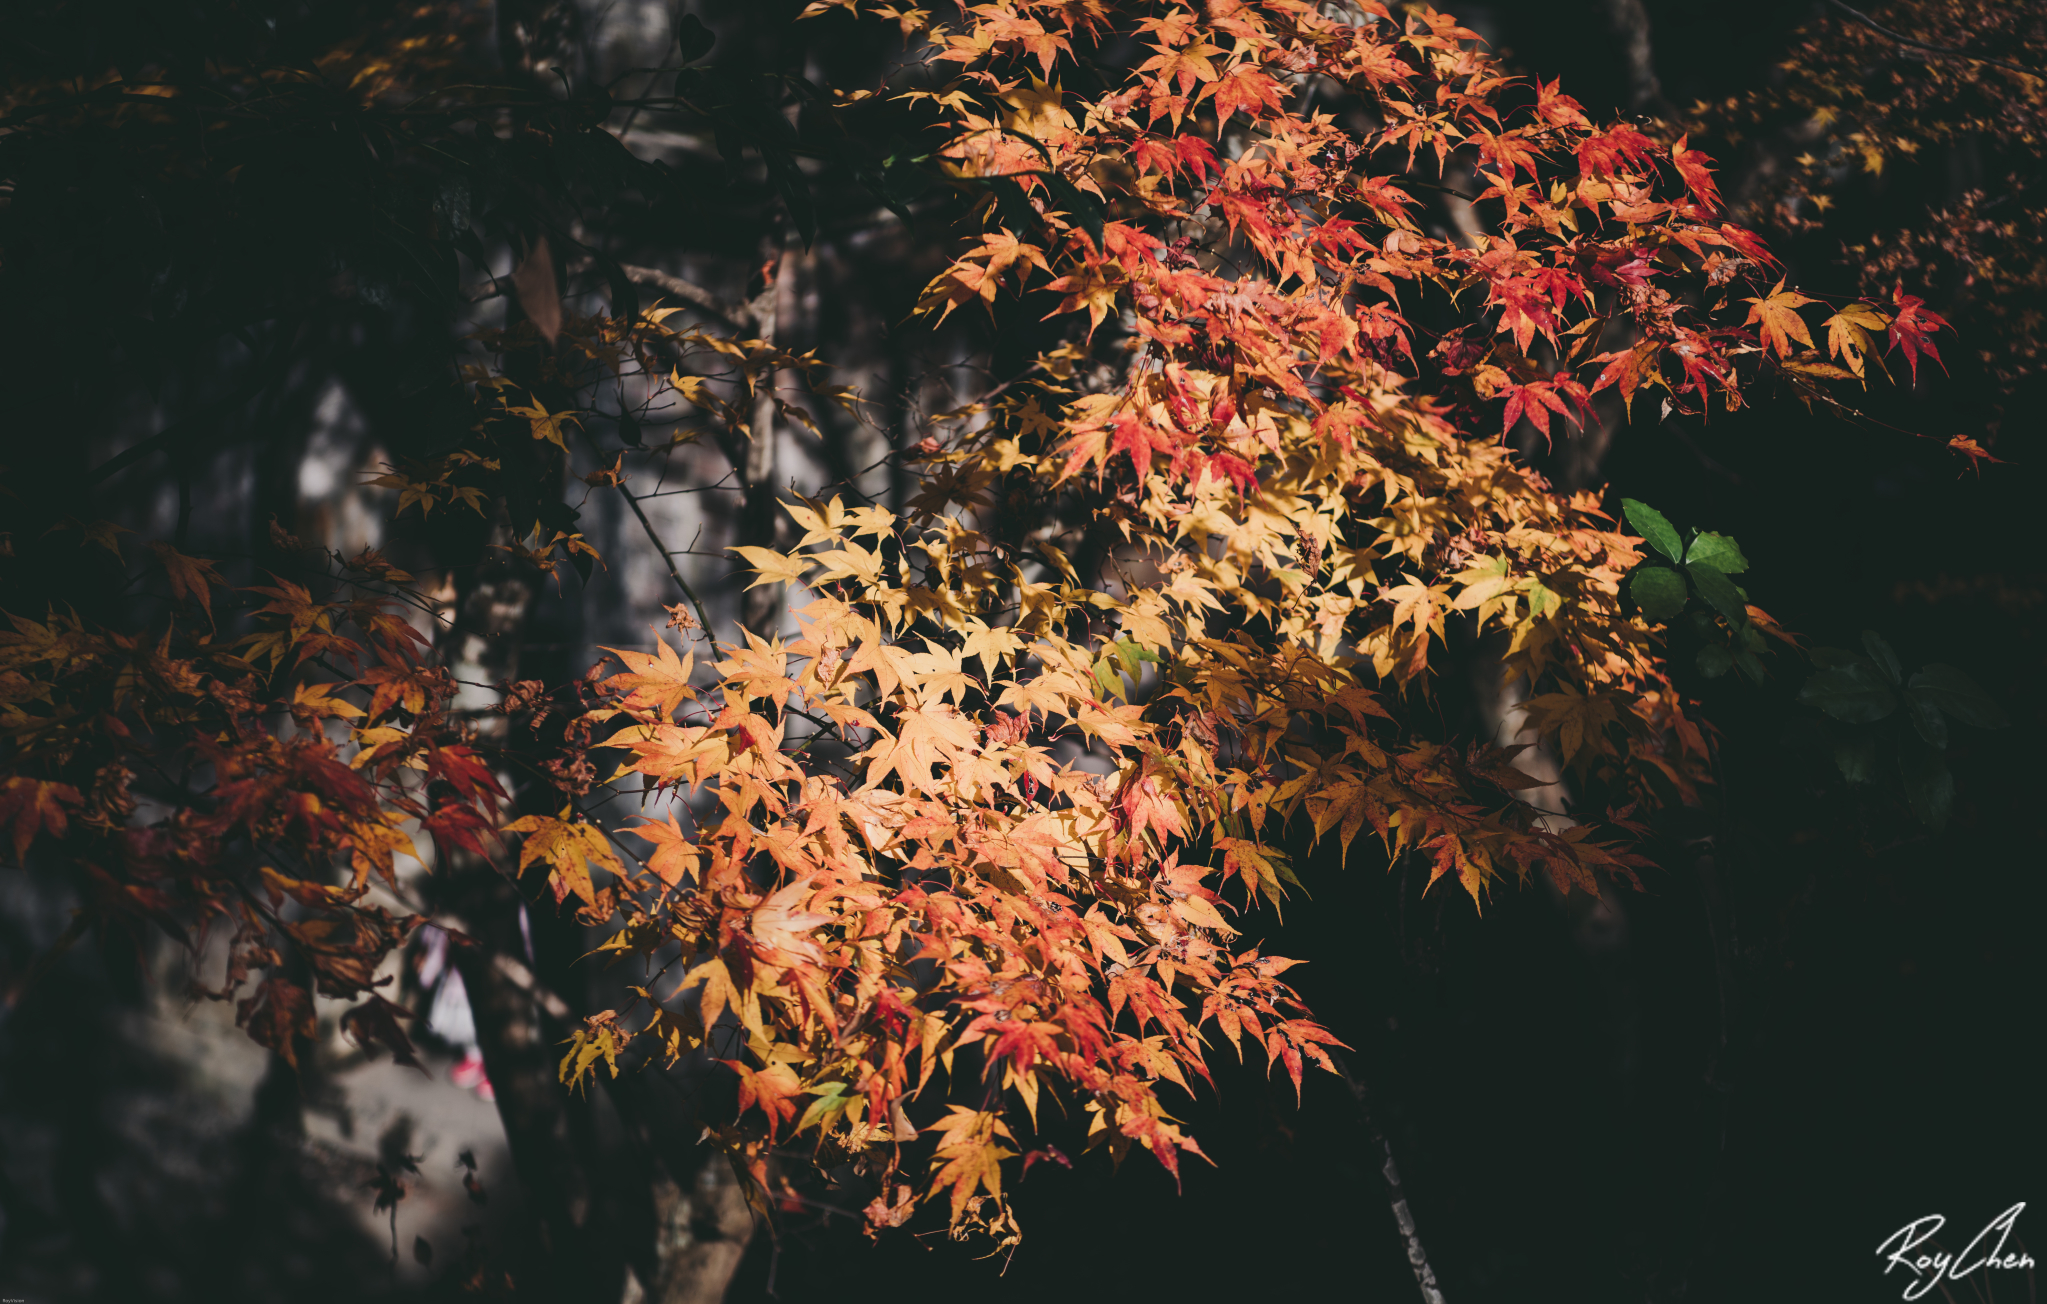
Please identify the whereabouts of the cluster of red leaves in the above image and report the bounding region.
[911,0,1944,463]
[0,543,501,1071]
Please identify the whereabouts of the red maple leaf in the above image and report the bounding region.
[1126,135,1182,178]
[1535,78,1591,130]
[1669,134,1721,213]
[1205,450,1259,496]
[0,777,80,861]
[1576,124,1656,177]
[1107,413,1179,483]
[1202,65,1285,127]
[1501,377,1591,445]
[1887,289,1950,385]
[1475,128,1542,183]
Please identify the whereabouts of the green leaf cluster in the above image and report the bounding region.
[1620,499,1767,683]
[1796,631,2008,832]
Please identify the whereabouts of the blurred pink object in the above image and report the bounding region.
[452,1049,493,1100]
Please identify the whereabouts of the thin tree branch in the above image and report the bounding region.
[567,257,758,331]
[88,374,269,484]
[1338,1057,1448,1304]
[1826,0,2045,79]
[611,471,719,637]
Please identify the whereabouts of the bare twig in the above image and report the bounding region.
[618,262,758,331]
[613,474,720,638]
[568,257,758,331]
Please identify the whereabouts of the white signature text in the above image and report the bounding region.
[1877,1202,2035,1301]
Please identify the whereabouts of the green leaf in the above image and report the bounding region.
[1808,646,1866,671]
[1798,661,1897,723]
[864,143,936,225]
[675,12,715,64]
[1860,630,1902,685]
[1901,687,1947,749]
[1628,566,1688,622]
[1093,659,1124,700]
[1831,729,1878,784]
[1685,561,1749,627]
[1261,843,1306,894]
[1908,664,2009,729]
[1043,172,1106,249]
[797,1080,852,1132]
[1696,643,1733,678]
[1898,732,1954,833]
[1621,498,1683,564]
[1683,531,1748,574]
[1111,638,1159,677]
[1734,649,1765,683]
[982,175,1041,238]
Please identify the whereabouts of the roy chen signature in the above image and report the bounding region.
[1878,1202,2036,1300]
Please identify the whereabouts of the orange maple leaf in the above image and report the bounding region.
[148,541,223,626]
[1947,434,2005,476]
[1742,282,1817,360]
[726,1058,804,1134]
[626,810,701,887]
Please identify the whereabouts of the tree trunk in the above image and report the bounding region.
[620,1158,756,1304]
[740,235,793,637]
[438,550,606,1298]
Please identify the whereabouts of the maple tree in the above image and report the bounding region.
[527,1,1956,1241]
[2,0,2005,1294]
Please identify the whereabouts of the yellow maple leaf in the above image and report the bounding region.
[602,636,697,717]
[504,813,622,907]
[731,545,810,590]
[960,620,1024,676]
[860,705,980,793]
[1822,301,1889,381]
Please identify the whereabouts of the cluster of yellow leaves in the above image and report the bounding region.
[563,437,1686,1239]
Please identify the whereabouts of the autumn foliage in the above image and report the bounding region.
[2,0,1959,1253]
